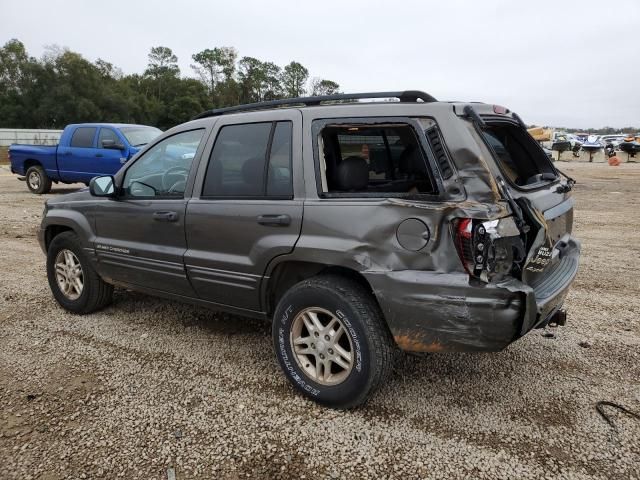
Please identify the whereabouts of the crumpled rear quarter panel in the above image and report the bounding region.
[297,197,523,352]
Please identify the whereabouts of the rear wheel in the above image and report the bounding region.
[47,231,113,313]
[26,165,52,194]
[272,274,395,409]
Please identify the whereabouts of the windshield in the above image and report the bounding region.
[119,126,162,147]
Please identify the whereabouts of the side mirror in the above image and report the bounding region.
[102,139,126,150]
[89,175,116,197]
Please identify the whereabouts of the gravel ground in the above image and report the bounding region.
[0,162,639,479]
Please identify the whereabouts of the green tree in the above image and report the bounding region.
[310,78,340,96]
[95,58,123,80]
[191,47,237,102]
[145,46,179,78]
[262,62,282,100]
[35,50,105,126]
[0,39,30,90]
[145,46,179,99]
[0,39,35,126]
[0,40,352,129]
[238,56,267,102]
[281,61,309,98]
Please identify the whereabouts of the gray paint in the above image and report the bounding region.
[40,99,580,353]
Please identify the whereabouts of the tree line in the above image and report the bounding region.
[0,39,341,130]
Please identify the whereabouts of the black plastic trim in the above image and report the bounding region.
[193,90,437,119]
[424,126,454,180]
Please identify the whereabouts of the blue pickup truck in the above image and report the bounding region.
[9,123,161,194]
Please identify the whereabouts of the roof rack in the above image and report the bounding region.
[193,90,437,119]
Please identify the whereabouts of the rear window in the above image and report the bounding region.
[202,121,293,198]
[317,123,437,197]
[70,127,96,148]
[480,123,556,187]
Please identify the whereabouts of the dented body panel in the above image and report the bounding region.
[40,95,581,354]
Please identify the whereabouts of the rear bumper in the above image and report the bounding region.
[521,237,581,332]
[364,237,580,353]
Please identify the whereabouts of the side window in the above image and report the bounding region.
[267,122,293,196]
[317,123,436,196]
[98,128,120,148]
[122,129,205,198]
[202,121,293,198]
[70,127,97,148]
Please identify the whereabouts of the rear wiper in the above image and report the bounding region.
[553,167,576,193]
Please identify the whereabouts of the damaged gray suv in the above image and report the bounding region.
[40,91,580,408]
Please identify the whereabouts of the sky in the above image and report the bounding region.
[3,0,639,128]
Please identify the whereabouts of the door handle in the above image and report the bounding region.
[153,211,178,222]
[257,214,291,226]
[95,153,103,158]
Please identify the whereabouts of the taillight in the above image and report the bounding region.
[455,218,488,276]
[454,217,524,282]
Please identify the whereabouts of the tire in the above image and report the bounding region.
[272,274,395,409]
[46,231,113,314]
[26,165,52,194]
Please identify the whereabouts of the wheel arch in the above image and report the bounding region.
[44,224,74,251]
[24,159,43,170]
[263,260,378,317]
[42,212,94,253]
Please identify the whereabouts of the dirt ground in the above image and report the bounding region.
[0,162,638,479]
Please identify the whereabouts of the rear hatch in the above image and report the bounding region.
[455,104,580,329]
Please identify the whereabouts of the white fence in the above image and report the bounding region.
[0,129,63,147]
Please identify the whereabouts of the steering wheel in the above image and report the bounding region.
[162,166,189,193]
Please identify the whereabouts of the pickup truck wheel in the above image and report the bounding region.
[272,274,395,409]
[26,166,52,194]
[46,231,113,314]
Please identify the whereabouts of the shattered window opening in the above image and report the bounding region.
[318,123,437,198]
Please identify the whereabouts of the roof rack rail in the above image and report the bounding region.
[193,90,437,119]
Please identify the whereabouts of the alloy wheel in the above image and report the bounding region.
[290,307,354,385]
[54,249,84,300]
[28,171,41,191]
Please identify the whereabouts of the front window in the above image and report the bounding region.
[98,128,120,147]
[119,126,162,147]
[122,129,205,198]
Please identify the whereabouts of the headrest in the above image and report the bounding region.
[335,156,369,191]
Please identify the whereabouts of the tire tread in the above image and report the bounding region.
[275,273,396,408]
[26,165,52,194]
[47,231,113,313]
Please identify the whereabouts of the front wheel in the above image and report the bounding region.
[272,274,395,409]
[46,231,113,313]
[26,165,52,194]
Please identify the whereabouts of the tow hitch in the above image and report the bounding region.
[536,308,567,329]
[539,309,567,338]
[550,309,567,327]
